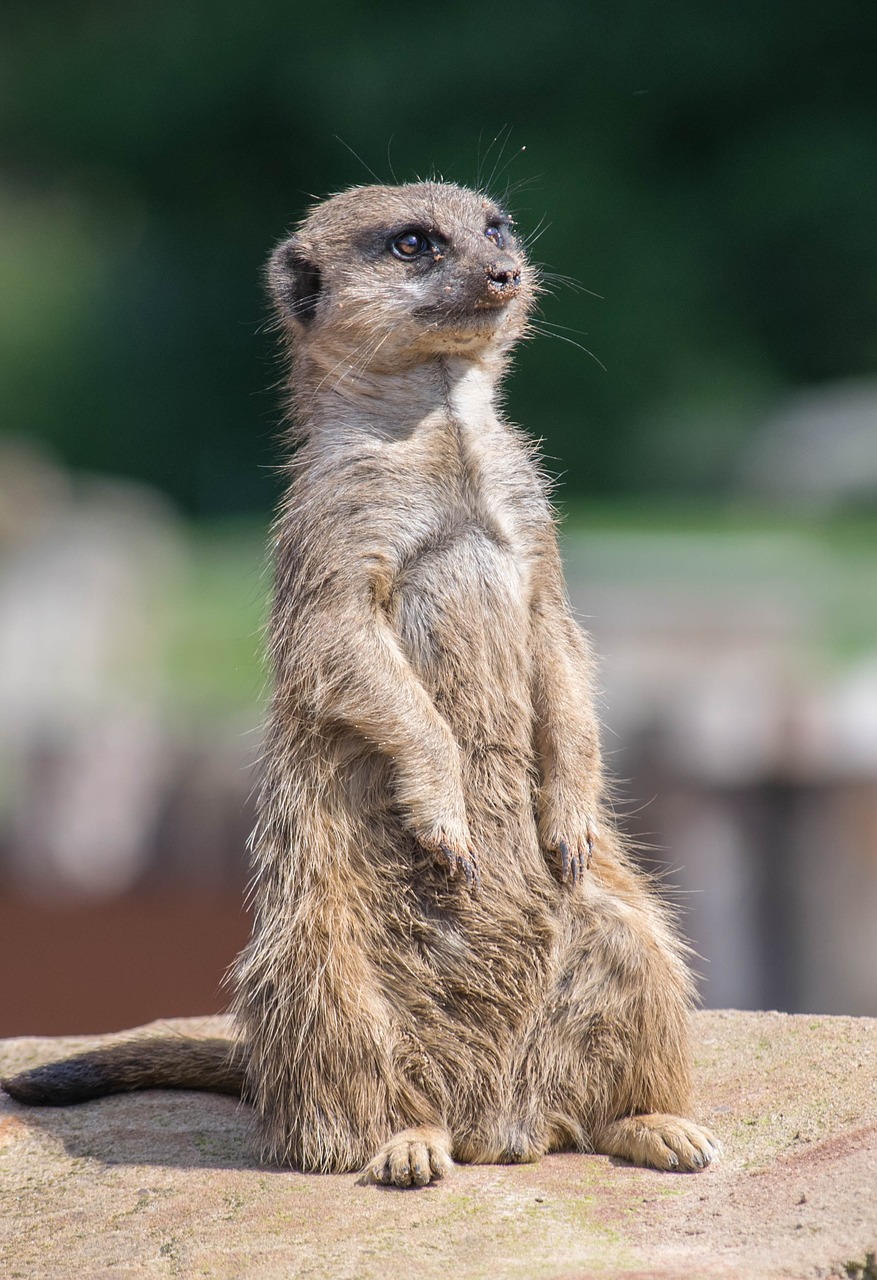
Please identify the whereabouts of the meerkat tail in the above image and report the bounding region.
[1,1036,244,1106]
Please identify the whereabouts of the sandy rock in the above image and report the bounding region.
[1,1010,875,1279]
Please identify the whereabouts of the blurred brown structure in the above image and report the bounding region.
[0,442,257,1035]
[1,412,876,1035]
[566,523,877,1016]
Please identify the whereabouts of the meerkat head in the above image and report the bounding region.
[267,182,535,375]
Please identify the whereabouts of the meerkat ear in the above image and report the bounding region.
[268,238,323,325]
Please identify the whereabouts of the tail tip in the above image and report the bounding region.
[1,1062,110,1106]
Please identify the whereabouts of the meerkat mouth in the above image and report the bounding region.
[414,298,514,330]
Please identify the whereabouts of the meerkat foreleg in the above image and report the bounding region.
[531,571,603,885]
[310,589,479,886]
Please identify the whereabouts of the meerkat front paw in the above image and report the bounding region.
[594,1114,722,1172]
[359,1126,454,1188]
[417,821,481,891]
[541,813,599,886]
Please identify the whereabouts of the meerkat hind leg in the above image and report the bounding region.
[593,1113,721,1172]
[360,1124,454,1187]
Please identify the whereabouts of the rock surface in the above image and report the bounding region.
[1,1010,875,1279]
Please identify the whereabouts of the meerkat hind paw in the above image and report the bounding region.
[594,1114,722,1172]
[360,1126,454,1188]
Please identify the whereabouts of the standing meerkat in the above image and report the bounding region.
[4,181,720,1186]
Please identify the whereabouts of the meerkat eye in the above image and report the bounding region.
[485,225,505,250]
[389,230,431,260]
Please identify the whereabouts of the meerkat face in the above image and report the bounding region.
[268,182,535,370]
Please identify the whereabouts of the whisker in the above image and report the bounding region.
[333,134,382,184]
[339,323,395,388]
[386,135,398,185]
[534,317,593,336]
[524,216,552,249]
[307,328,384,403]
[484,125,512,192]
[323,317,398,401]
[478,126,504,189]
[528,321,607,371]
[541,270,604,300]
[475,129,486,190]
[488,140,527,195]
[499,174,542,206]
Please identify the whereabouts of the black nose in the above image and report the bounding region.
[485,259,522,297]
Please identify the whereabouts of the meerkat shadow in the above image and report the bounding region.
[5,1090,264,1172]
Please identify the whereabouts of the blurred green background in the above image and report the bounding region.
[2,0,877,1031]
[4,0,877,512]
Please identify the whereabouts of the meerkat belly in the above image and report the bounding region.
[378,526,554,1112]
[392,524,533,748]
[389,522,542,862]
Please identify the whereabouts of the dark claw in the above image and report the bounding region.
[438,843,480,894]
[460,852,481,894]
[555,839,592,888]
[558,840,571,884]
[586,834,594,870]
[437,842,458,876]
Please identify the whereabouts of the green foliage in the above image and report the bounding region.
[1,0,876,511]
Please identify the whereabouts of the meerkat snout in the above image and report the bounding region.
[484,259,522,299]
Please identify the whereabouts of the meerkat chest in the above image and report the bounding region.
[384,417,544,660]
[388,520,531,684]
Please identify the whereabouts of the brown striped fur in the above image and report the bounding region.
[3,183,719,1185]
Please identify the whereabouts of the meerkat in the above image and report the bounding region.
[3,181,720,1186]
